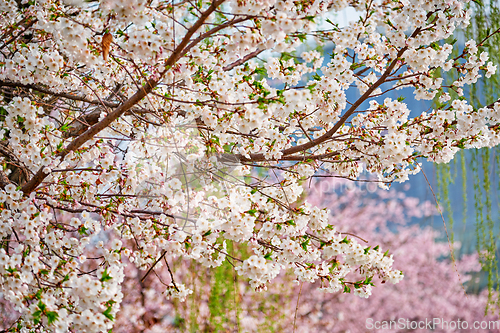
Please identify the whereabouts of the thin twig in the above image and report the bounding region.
[293,282,303,333]
[164,256,180,292]
[420,164,467,297]
[141,251,167,283]
[340,232,368,243]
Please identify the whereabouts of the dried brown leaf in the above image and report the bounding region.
[102,33,113,61]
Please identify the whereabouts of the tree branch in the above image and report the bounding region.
[0,80,120,108]
[223,48,265,71]
[239,31,421,162]
[21,0,227,195]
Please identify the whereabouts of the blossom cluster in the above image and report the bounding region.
[108,178,496,332]
[0,0,498,331]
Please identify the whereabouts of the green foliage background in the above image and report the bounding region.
[436,0,500,313]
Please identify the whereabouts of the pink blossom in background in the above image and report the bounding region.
[109,178,496,332]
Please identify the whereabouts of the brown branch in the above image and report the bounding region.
[221,151,340,163]
[239,34,419,163]
[223,48,265,71]
[0,142,30,185]
[141,250,167,283]
[21,0,227,195]
[0,169,11,189]
[178,16,250,60]
[0,80,120,108]
[0,17,37,51]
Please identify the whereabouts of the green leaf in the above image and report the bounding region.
[38,301,46,312]
[340,237,350,244]
[246,209,257,216]
[33,310,42,325]
[47,311,59,325]
[330,261,339,270]
[103,306,114,321]
[301,238,310,251]
[60,123,70,132]
[296,33,307,42]
[100,268,112,282]
[325,18,335,26]
[253,67,266,76]
[429,42,440,50]
[78,226,89,236]
[350,63,364,70]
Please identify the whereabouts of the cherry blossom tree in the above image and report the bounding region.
[0,0,499,331]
